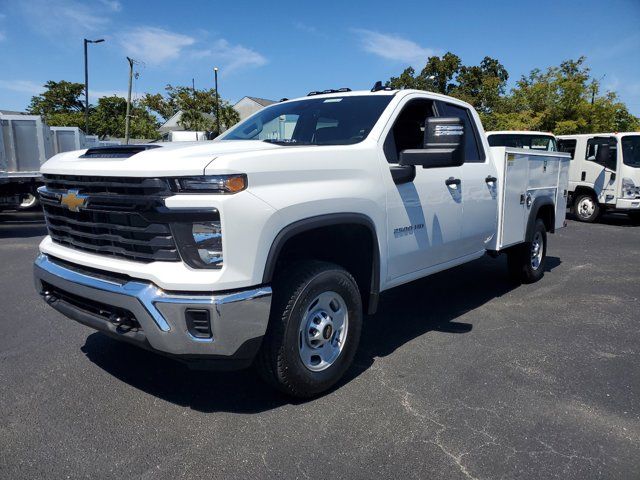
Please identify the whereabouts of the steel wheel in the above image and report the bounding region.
[530,231,544,270]
[577,196,595,220]
[298,291,348,372]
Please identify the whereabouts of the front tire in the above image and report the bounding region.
[508,218,547,284]
[256,261,363,398]
[574,193,600,222]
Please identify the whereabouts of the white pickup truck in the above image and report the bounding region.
[34,87,570,397]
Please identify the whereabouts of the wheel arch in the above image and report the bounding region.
[526,196,555,240]
[262,213,381,314]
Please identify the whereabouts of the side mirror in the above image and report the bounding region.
[399,117,465,168]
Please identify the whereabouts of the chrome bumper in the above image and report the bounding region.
[34,254,272,366]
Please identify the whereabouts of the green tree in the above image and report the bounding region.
[90,96,159,139]
[28,80,85,116]
[387,52,461,93]
[494,57,640,134]
[140,84,240,134]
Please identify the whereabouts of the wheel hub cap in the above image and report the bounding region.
[531,231,544,270]
[299,291,348,372]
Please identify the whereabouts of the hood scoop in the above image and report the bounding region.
[80,144,162,159]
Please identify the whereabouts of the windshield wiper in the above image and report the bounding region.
[262,139,310,146]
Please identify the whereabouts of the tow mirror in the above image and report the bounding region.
[399,117,465,168]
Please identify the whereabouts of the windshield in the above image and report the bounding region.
[222,96,393,145]
[488,133,557,151]
[622,136,640,168]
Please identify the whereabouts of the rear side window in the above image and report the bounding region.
[437,102,484,163]
[558,139,577,159]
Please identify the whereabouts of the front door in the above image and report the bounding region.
[584,136,617,205]
[381,95,465,281]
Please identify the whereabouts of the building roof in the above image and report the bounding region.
[0,110,29,115]
[245,96,276,107]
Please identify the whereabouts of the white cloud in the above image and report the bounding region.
[195,39,268,74]
[352,28,439,66]
[97,0,122,11]
[17,0,112,37]
[118,27,195,65]
[0,80,45,95]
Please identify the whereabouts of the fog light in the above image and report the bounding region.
[192,222,223,266]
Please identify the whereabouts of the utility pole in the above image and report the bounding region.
[83,38,104,135]
[125,56,134,144]
[214,67,220,137]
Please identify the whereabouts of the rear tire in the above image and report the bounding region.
[507,218,547,284]
[256,260,362,398]
[574,193,600,222]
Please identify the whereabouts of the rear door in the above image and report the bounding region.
[437,101,498,255]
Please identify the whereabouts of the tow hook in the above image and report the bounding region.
[109,314,138,333]
[42,291,58,304]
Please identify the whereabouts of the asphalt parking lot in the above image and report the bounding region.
[1,210,639,480]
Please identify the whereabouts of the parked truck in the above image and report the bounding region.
[557,133,640,222]
[33,87,570,397]
[0,114,53,211]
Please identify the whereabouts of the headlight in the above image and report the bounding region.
[172,221,223,269]
[622,178,638,199]
[173,174,247,194]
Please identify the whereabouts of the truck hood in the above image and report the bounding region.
[40,140,281,177]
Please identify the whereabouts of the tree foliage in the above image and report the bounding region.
[140,84,239,134]
[387,54,639,134]
[27,80,159,139]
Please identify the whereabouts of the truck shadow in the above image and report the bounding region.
[566,212,640,227]
[81,254,561,412]
[0,210,47,238]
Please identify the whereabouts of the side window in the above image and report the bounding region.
[586,137,617,171]
[558,139,576,159]
[383,98,435,164]
[437,102,485,163]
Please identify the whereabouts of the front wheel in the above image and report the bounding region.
[256,261,363,398]
[574,193,600,222]
[507,218,547,284]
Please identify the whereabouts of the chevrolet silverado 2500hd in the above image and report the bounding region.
[34,88,570,397]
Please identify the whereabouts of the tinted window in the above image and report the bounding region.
[437,102,484,162]
[622,136,640,168]
[383,99,436,163]
[558,139,577,159]
[488,134,557,151]
[586,137,617,171]
[223,96,392,145]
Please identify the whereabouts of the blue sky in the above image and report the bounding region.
[0,0,639,116]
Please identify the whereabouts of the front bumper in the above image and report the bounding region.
[615,198,640,210]
[34,254,272,369]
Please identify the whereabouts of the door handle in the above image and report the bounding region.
[485,175,497,184]
[445,177,461,187]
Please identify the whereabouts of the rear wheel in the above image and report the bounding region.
[574,193,600,222]
[508,218,547,284]
[256,261,362,398]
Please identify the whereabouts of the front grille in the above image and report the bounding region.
[41,175,180,263]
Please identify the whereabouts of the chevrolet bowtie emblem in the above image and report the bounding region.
[60,189,88,212]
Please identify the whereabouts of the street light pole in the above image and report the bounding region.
[214,67,220,136]
[83,38,104,135]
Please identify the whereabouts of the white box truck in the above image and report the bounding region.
[557,133,640,222]
[33,87,570,397]
[0,114,53,211]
